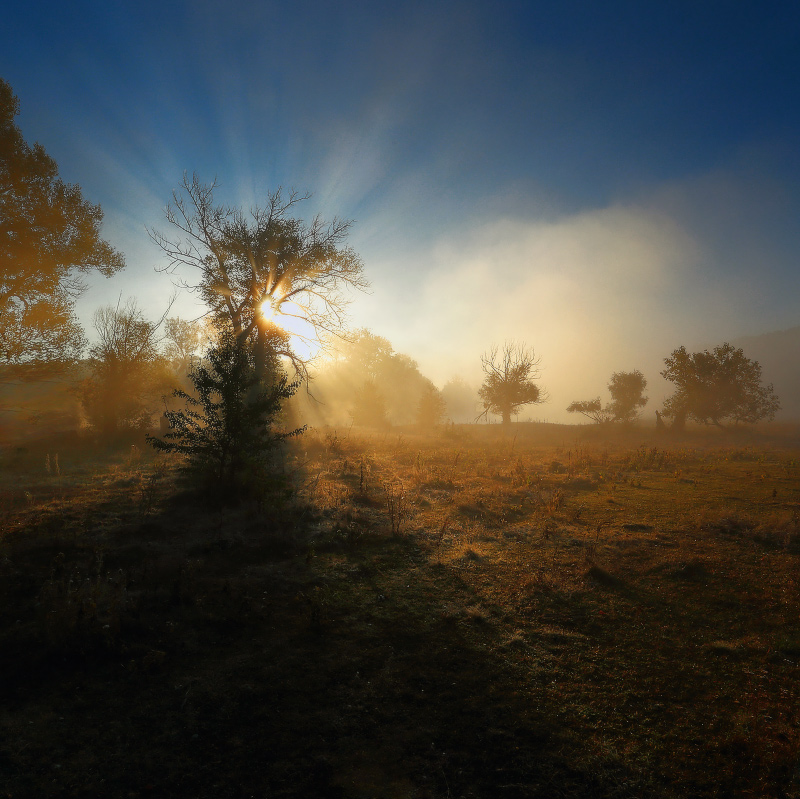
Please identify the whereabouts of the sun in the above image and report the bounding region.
[257,297,322,362]
[260,299,278,322]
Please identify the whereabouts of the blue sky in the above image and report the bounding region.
[3,1,800,418]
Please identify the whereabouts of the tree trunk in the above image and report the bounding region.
[246,320,270,410]
[672,409,687,431]
[501,408,511,429]
[253,322,268,386]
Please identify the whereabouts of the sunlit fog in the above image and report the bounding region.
[4,4,800,797]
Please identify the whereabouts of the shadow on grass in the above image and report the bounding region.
[0,483,675,799]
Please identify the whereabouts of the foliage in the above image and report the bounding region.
[441,376,477,422]
[566,397,614,424]
[163,316,207,374]
[149,174,367,380]
[351,380,389,428]
[80,300,172,437]
[301,330,437,426]
[568,370,648,424]
[337,329,396,380]
[608,369,648,423]
[146,329,304,494]
[0,79,124,379]
[416,383,447,428]
[661,343,780,427]
[478,342,545,426]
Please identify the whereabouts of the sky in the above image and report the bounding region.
[3,0,800,421]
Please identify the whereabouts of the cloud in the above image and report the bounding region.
[353,203,708,421]
[349,149,800,423]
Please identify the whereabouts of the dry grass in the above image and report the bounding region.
[2,424,800,797]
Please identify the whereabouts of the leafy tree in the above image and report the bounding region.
[338,330,396,380]
[304,330,435,426]
[478,342,545,428]
[351,379,389,428]
[441,376,477,423]
[80,300,171,437]
[608,370,648,423]
[0,79,124,378]
[661,343,780,428]
[149,174,367,382]
[566,398,614,424]
[567,370,648,424]
[163,316,208,377]
[416,383,447,429]
[147,329,303,494]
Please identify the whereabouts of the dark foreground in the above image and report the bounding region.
[2,425,800,797]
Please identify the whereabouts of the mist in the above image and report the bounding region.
[5,7,800,796]
[347,165,800,424]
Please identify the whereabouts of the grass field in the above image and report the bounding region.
[2,423,800,797]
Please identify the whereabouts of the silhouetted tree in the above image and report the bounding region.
[416,383,447,429]
[661,343,780,428]
[566,398,613,424]
[0,79,124,379]
[568,370,648,424]
[80,300,171,437]
[608,370,648,423]
[478,342,545,428]
[149,174,367,383]
[147,329,303,496]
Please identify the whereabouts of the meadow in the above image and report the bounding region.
[2,423,800,798]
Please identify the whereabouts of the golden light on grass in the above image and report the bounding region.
[4,424,800,796]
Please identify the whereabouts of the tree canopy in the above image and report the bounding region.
[0,78,124,377]
[608,370,648,423]
[163,316,208,376]
[661,343,780,427]
[297,329,436,427]
[567,370,648,424]
[566,398,614,424]
[416,383,447,429]
[478,342,545,427]
[149,174,367,382]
